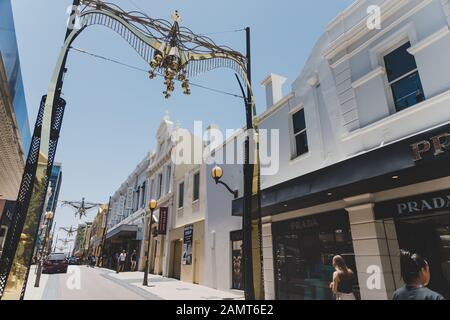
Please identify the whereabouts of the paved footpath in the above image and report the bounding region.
[24,265,243,300]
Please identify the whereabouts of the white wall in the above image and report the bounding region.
[204,162,243,292]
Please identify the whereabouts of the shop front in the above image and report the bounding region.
[168,220,204,284]
[232,122,450,300]
[104,224,142,271]
[273,210,357,300]
[375,189,450,299]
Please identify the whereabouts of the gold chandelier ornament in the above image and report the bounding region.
[73,1,249,99]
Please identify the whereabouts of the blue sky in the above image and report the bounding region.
[11,0,353,251]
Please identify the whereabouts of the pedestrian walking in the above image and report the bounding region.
[130,250,137,271]
[393,250,445,300]
[114,252,120,273]
[90,255,96,268]
[118,250,127,273]
[330,255,356,300]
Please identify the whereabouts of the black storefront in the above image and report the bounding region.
[230,230,243,290]
[232,122,450,300]
[375,189,450,299]
[273,210,358,300]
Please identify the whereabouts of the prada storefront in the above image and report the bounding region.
[232,122,450,300]
[273,210,358,300]
[375,189,450,298]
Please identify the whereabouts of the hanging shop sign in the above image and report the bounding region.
[158,207,168,235]
[374,189,450,220]
[182,225,193,265]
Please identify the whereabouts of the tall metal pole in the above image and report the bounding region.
[242,26,255,301]
[0,0,80,300]
[143,208,154,286]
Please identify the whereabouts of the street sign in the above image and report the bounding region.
[158,207,168,235]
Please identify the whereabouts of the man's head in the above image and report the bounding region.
[400,250,430,286]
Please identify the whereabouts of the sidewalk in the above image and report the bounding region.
[103,268,244,300]
[24,265,50,300]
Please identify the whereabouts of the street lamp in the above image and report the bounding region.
[34,211,54,287]
[143,199,157,286]
[211,166,238,199]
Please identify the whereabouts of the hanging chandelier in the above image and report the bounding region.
[79,1,248,99]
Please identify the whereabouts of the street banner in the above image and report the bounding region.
[182,225,193,265]
[158,207,168,235]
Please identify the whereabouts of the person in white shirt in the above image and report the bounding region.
[118,250,127,273]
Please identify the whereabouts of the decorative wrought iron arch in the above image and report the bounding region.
[0,0,262,300]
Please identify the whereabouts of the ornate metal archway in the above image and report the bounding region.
[0,0,263,300]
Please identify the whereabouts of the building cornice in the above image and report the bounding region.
[352,66,386,89]
[408,26,450,55]
[324,0,413,61]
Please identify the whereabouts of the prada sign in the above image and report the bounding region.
[374,189,450,220]
[411,133,450,161]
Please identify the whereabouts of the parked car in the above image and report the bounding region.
[68,257,79,265]
[43,253,68,274]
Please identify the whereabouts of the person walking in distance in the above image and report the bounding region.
[130,250,137,272]
[393,250,445,300]
[118,250,127,273]
[114,252,119,273]
[330,255,356,300]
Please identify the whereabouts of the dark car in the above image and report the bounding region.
[68,257,79,265]
[43,253,68,274]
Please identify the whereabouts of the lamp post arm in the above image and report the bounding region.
[216,181,238,199]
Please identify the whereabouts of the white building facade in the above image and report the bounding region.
[145,114,177,276]
[105,155,150,270]
[226,0,450,300]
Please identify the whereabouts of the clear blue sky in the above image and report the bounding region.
[11,0,353,251]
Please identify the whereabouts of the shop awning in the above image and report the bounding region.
[105,224,138,240]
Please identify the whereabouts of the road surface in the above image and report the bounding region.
[24,265,243,300]
[25,265,154,300]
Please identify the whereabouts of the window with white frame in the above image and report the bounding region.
[383,41,425,112]
[193,172,200,202]
[157,173,163,199]
[291,108,309,158]
[149,179,154,200]
[140,181,146,208]
[165,165,172,194]
[178,182,185,209]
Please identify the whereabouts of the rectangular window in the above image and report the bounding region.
[193,172,200,202]
[157,173,163,199]
[178,182,185,209]
[383,42,425,112]
[141,182,146,208]
[165,166,172,194]
[292,109,308,158]
[230,230,243,290]
[149,179,154,200]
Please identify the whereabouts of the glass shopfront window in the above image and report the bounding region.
[396,212,450,299]
[273,210,358,300]
[230,230,243,291]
